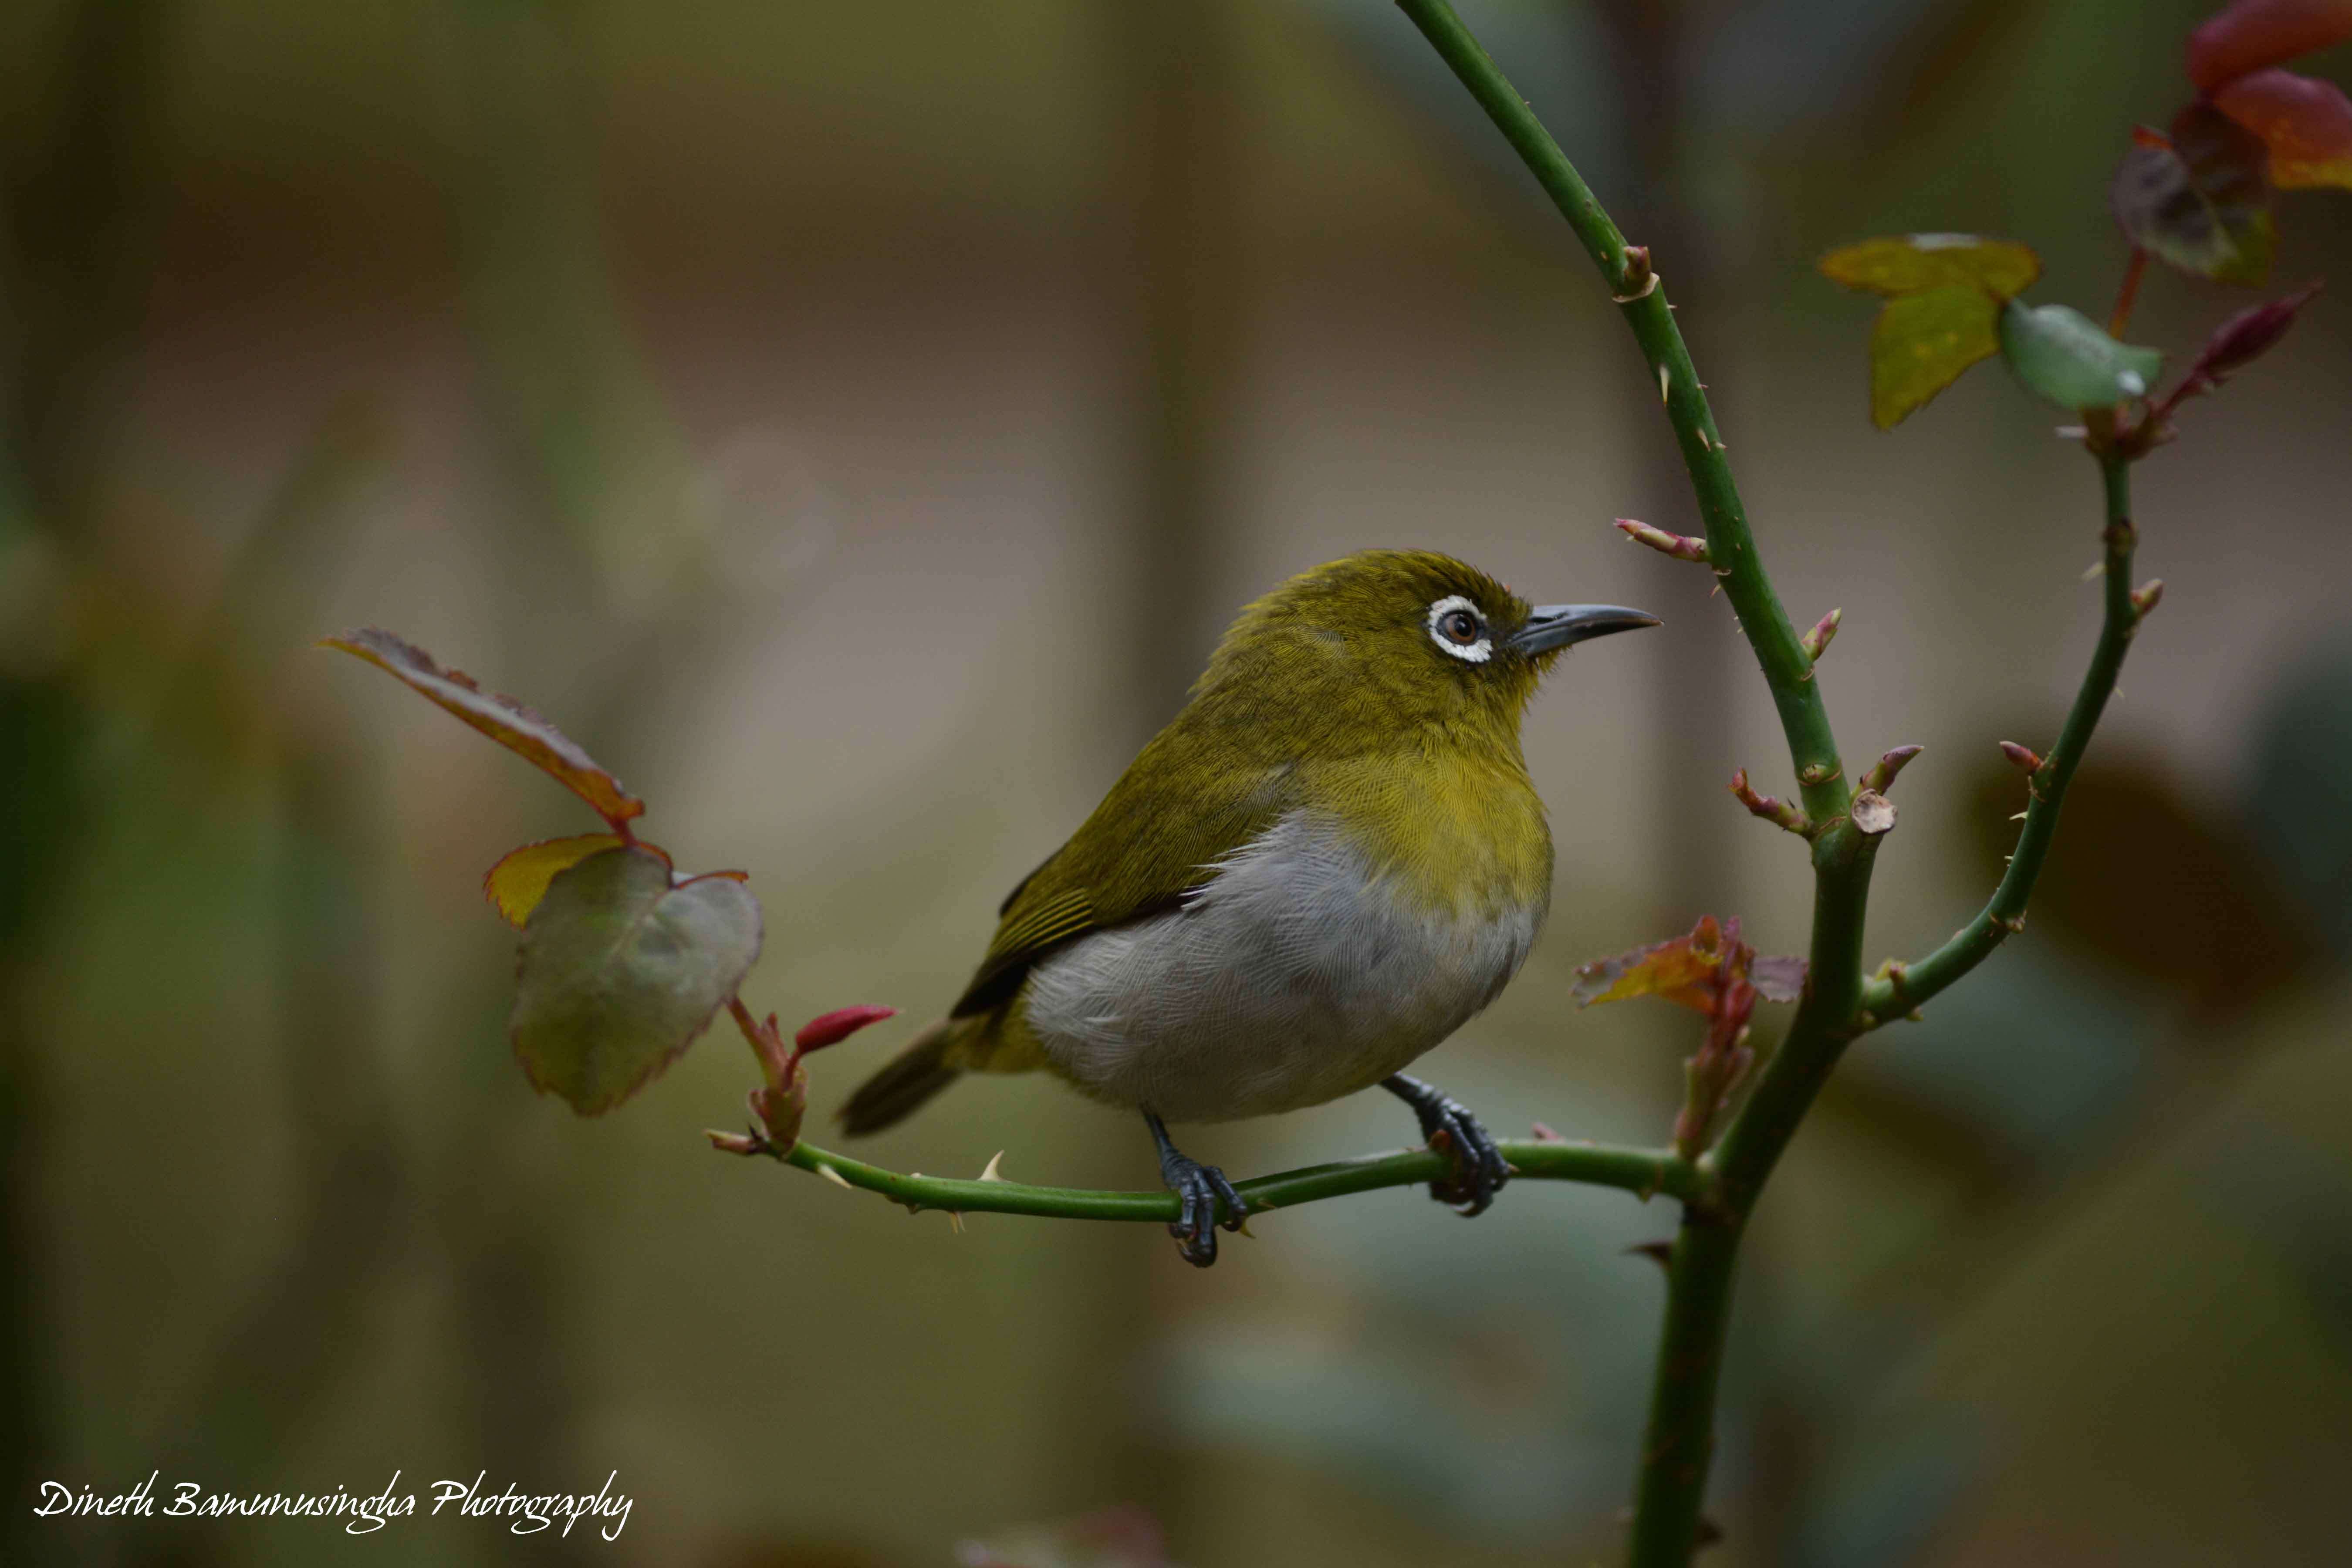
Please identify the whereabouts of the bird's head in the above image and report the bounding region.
[1194,549,1659,749]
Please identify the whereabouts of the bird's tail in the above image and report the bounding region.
[838,1014,968,1135]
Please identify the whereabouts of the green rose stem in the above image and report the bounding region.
[721,1130,1703,1219]
[724,7,2153,1562]
[1386,3,2153,1561]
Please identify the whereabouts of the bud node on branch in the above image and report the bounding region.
[2129,578,2165,618]
[1730,769,1812,837]
[1800,607,1842,662]
[1615,517,1710,563]
[1860,745,1923,794]
[1613,243,1661,302]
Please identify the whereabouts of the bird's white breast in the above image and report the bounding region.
[1019,810,1543,1122]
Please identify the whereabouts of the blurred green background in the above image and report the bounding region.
[5,1,2350,1564]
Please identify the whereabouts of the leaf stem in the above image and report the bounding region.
[739,1135,1703,1220]
[2108,247,2148,338]
[1860,454,2142,1020]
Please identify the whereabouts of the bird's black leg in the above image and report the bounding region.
[1382,1073,1511,1217]
[1145,1110,1247,1268]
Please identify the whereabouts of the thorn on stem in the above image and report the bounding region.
[2130,579,2164,617]
[706,1129,762,1156]
[1529,1121,1566,1142]
[2082,560,2106,582]
[1800,607,1842,662]
[1999,741,2045,777]
[1730,768,1812,836]
[1614,517,1709,562]
[1861,745,1923,794]
[1627,1240,1674,1269]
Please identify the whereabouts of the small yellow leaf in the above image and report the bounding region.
[1870,287,2002,429]
[483,833,628,927]
[1819,234,2041,299]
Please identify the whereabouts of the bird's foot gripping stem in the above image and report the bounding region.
[1145,1111,1247,1268]
[1382,1074,1510,1217]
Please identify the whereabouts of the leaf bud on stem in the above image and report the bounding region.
[1615,517,1708,563]
[1799,607,1842,662]
[1861,745,1923,794]
[1730,769,1812,836]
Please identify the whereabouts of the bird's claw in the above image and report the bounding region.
[1164,1156,1247,1268]
[1413,1095,1510,1217]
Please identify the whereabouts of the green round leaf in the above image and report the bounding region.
[1819,234,2041,299]
[1869,286,2001,429]
[1996,300,2166,411]
[511,845,763,1115]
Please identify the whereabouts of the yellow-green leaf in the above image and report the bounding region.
[1869,287,2001,429]
[484,833,627,927]
[511,845,762,1115]
[1819,234,2041,300]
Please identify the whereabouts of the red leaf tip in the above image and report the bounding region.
[794,1006,899,1053]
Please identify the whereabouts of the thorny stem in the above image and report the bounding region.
[735,1133,1703,1220]
[1392,0,1847,828]
[721,12,2148,1566]
[1859,455,2142,1021]
[1392,2,1865,1560]
[1392,3,2147,1563]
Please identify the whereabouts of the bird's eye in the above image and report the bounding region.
[1425,595,1492,663]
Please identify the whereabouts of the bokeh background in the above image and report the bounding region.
[6,1,2351,1564]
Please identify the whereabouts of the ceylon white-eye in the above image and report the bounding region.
[843,549,1657,1264]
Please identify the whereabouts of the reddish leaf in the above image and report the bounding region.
[322,628,645,829]
[1573,917,1730,1012]
[484,832,629,927]
[2188,0,2352,93]
[794,1004,899,1053]
[2213,68,2352,188]
[2110,102,2276,285]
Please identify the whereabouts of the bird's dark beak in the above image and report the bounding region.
[1508,603,1662,655]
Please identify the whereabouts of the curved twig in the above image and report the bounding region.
[720,1134,1705,1219]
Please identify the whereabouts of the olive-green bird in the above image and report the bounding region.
[841,549,1657,1264]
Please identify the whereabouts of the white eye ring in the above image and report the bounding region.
[1426,595,1492,663]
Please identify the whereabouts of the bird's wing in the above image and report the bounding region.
[950,728,1299,1018]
